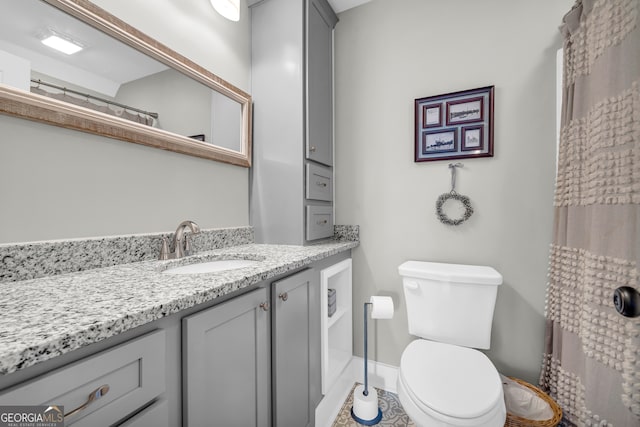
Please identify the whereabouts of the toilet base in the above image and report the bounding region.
[397,373,506,427]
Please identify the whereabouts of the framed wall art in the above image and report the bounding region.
[415,86,494,162]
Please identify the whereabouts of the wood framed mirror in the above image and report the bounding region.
[0,0,252,167]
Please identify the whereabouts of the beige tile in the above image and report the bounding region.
[332,383,416,427]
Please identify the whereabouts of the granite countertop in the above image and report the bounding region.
[0,241,357,375]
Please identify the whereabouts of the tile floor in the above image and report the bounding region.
[331,383,416,427]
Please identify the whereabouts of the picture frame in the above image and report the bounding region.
[461,125,483,151]
[414,86,494,162]
[422,103,442,128]
[422,128,457,154]
[446,96,483,126]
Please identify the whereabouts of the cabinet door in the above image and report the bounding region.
[183,288,270,427]
[272,269,321,427]
[306,0,335,166]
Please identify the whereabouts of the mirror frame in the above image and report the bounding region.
[0,0,252,167]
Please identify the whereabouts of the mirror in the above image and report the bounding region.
[0,0,252,167]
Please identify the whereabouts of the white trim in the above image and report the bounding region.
[315,362,355,427]
[350,356,399,394]
[320,258,353,394]
[315,356,400,427]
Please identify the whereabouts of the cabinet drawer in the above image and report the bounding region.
[306,206,334,241]
[0,330,166,426]
[118,399,168,427]
[306,163,333,201]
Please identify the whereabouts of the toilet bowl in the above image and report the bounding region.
[397,261,506,427]
[397,340,505,427]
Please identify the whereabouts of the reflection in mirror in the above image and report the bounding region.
[0,0,251,166]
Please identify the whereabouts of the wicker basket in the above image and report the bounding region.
[504,377,562,427]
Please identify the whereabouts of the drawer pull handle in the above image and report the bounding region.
[309,146,316,152]
[65,384,110,419]
[316,181,327,187]
[317,220,328,225]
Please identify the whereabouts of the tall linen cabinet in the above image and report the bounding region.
[250,0,338,245]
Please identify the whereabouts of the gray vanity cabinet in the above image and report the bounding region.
[0,252,351,427]
[272,268,321,427]
[250,0,338,245]
[182,287,271,427]
[182,269,322,427]
[0,330,166,426]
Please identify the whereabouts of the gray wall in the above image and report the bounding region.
[334,0,573,383]
[0,0,251,243]
[116,69,213,138]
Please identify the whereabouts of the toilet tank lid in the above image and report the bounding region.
[398,261,503,285]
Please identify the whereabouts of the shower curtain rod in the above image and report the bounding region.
[30,78,159,119]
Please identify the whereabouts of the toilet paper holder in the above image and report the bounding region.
[351,296,394,425]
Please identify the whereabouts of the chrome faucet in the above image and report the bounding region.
[159,220,201,260]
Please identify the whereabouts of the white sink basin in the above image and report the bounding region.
[162,259,260,275]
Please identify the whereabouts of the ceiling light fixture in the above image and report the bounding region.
[210,0,240,21]
[41,32,84,55]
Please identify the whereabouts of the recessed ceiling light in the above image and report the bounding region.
[41,33,84,55]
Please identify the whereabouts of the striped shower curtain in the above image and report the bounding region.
[539,0,640,426]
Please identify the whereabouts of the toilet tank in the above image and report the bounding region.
[398,261,502,350]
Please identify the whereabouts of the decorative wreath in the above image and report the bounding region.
[436,192,474,226]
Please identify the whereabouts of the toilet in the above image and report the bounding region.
[397,261,506,427]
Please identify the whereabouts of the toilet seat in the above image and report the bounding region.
[399,339,504,424]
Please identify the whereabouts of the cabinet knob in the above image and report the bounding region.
[259,302,270,311]
[309,146,316,152]
[279,292,288,302]
[316,181,327,187]
[317,219,328,225]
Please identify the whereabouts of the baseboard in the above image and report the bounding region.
[349,356,399,394]
[315,366,355,427]
[315,357,399,427]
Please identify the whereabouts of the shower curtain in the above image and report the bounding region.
[539,0,640,426]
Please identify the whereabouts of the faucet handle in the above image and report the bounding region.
[158,237,171,260]
[184,235,194,257]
